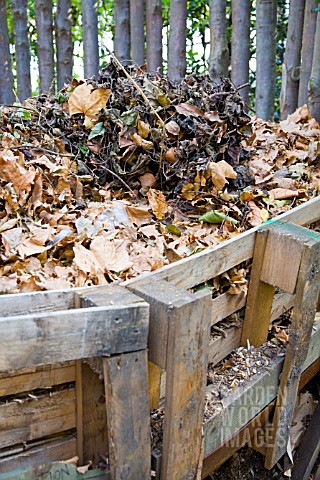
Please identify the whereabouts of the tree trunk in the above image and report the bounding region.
[308,10,320,121]
[255,0,277,120]
[81,0,99,77]
[280,0,305,119]
[35,0,55,93]
[11,0,31,102]
[298,0,317,106]
[130,0,145,66]
[0,0,15,104]
[231,0,250,104]
[55,0,73,90]
[114,0,130,62]
[208,0,229,83]
[146,0,162,73]
[168,0,187,83]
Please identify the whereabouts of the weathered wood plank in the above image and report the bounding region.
[76,361,108,466]
[0,389,76,449]
[127,196,320,289]
[0,462,109,479]
[161,289,212,480]
[128,279,200,368]
[0,436,77,474]
[265,238,320,469]
[208,291,295,366]
[240,229,276,348]
[211,292,246,326]
[103,350,151,480]
[204,319,320,458]
[260,222,317,293]
[0,303,149,371]
[0,290,75,317]
[0,363,75,397]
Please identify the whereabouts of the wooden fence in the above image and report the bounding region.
[0,196,319,479]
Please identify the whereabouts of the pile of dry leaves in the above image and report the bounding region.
[0,60,319,294]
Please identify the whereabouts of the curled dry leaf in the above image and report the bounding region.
[90,236,132,273]
[147,189,168,220]
[68,83,111,129]
[208,160,237,190]
[175,102,204,117]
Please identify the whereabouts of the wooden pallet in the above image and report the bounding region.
[0,197,319,479]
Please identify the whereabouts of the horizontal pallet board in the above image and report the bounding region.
[0,303,148,371]
[0,462,109,480]
[204,319,320,457]
[0,435,77,473]
[0,363,76,397]
[208,291,295,365]
[0,389,76,450]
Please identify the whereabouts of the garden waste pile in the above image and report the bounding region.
[0,60,319,293]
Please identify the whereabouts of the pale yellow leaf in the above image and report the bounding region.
[68,83,111,129]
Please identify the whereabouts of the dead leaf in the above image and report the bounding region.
[0,150,36,205]
[164,147,178,164]
[137,120,150,139]
[90,236,133,272]
[165,120,180,136]
[147,189,168,219]
[139,172,157,188]
[269,188,298,200]
[126,205,152,226]
[208,160,237,190]
[68,83,111,129]
[175,102,204,117]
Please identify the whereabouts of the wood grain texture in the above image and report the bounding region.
[0,363,75,397]
[0,290,75,317]
[0,303,149,371]
[211,292,246,326]
[0,436,77,474]
[0,461,109,479]
[128,279,200,368]
[161,289,212,480]
[103,350,151,480]
[241,229,276,347]
[265,238,320,469]
[76,361,108,466]
[0,389,76,449]
[260,222,320,293]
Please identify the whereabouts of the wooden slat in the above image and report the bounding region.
[128,279,200,368]
[0,290,75,317]
[240,229,276,347]
[0,363,76,397]
[76,361,108,466]
[161,289,212,480]
[0,303,149,371]
[204,320,320,458]
[0,389,76,449]
[0,436,77,474]
[208,291,295,366]
[126,196,320,289]
[211,292,246,326]
[0,461,109,479]
[103,350,151,480]
[265,237,320,469]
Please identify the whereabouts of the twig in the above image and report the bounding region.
[104,166,138,199]
[0,144,74,157]
[105,48,164,127]
[1,104,38,114]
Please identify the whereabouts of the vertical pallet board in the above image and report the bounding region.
[76,361,108,466]
[79,286,151,480]
[240,229,276,347]
[103,350,151,480]
[264,230,320,468]
[129,280,212,480]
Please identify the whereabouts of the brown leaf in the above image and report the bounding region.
[131,133,154,150]
[247,201,269,227]
[208,160,237,190]
[175,102,204,117]
[68,83,111,129]
[164,147,178,164]
[269,188,298,200]
[147,189,168,219]
[0,150,36,205]
[139,172,157,188]
[73,243,103,274]
[137,120,151,139]
[90,236,133,272]
[126,205,153,226]
[165,120,180,136]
